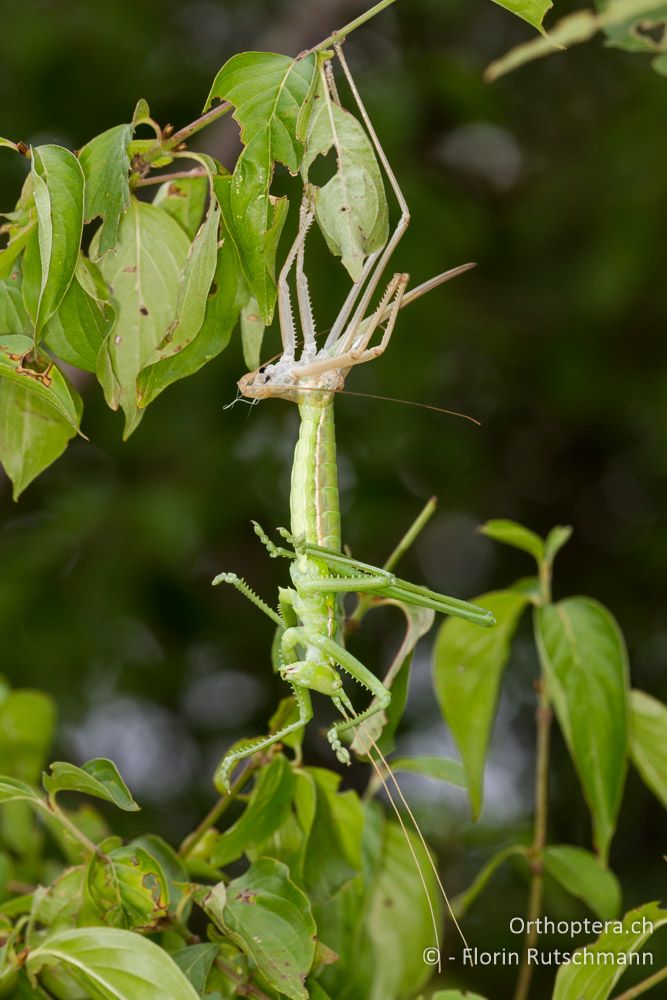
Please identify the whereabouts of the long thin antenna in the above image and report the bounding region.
[337,703,443,973]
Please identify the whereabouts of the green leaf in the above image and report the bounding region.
[202,859,316,1000]
[596,0,667,53]
[364,815,442,1000]
[79,123,134,254]
[536,598,629,860]
[486,0,667,80]
[293,768,363,905]
[31,866,86,935]
[24,146,84,334]
[552,901,667,1000]
[93,198,190,435]
[206,53,317,322]
[0,379,79,499]
[0,689,56,782]
[0,334,81,429]
[43,758,140,812]
[433,589,529,820]
[491,0,553,31]
[387,756,467,788]
[131,833,190,919]
[27,927,200,1000]
[629,689,667,808]
[544,524,573,564]
[211,754,295,867]
[87,843,169,930]
[204,52,316,169]
[0,776,43,806]
[301,65,389,282]
[141,200,219,369]
[0,273,31,332]
[136,231,243,407]
[172,944,219,993]
[42,256,111,371]
[240,295,265,371]
[543,846,621,919]
[0,204,36,281]
[479,518,545,562]
[154,175,208,240]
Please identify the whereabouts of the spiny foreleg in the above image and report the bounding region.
[214,684,313,793]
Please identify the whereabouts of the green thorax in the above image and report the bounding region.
[290,396,341,551]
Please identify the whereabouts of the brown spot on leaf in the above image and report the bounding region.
[140,306,149,316]
[235,889,258,904]
[123,265,137,273]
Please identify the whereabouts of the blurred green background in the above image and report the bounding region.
[1,0,666,994]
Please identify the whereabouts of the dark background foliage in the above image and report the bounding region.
[1,0,665,994]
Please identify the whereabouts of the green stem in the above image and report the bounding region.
[179,761,257,857]
[43,798,101,858]
[348,496,436,631]
[165,101,232,149]
[452,845,528,919]
[308,0,401,53]
[513,671,552,1000]
[614,965,667,1000]
[133,167,208,188]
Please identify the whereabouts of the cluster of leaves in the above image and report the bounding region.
[430,519,667,999]
[0,42,392,499]
[0,677,447,1000]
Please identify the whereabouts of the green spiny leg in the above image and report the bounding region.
[306,633,391,764]
[214,684,313,793]
[212,571,283,626]
[299,542,496,627]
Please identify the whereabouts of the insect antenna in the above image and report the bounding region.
[339,700,470,958]
[336,701,444,973]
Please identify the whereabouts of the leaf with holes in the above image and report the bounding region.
[87,843,169,930]
[301,65,388,282]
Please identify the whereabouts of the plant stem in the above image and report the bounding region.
[614,965,667,1000]
[179,761,257,857]
[133,168,208,188]
[513,674,552,1000]
[308,0,401,53]
[383,495,437,573]
[43,798,101,857]
[347,495,436,631]
[166,101,232,149]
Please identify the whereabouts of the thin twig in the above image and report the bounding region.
[614,965,667,1000]
[166,101,233,148]
[133,168,208,188]
[307,0,400,53]
[513,675,552,1000]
